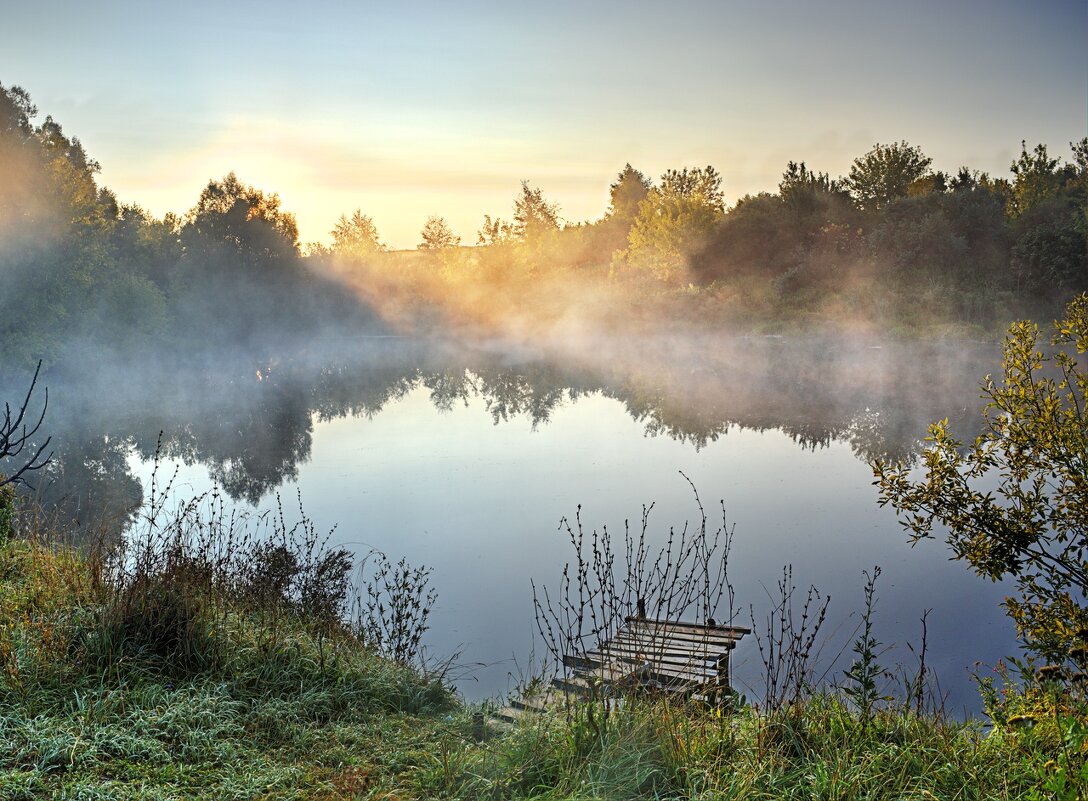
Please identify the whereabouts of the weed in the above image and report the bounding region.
[842,565,887,723]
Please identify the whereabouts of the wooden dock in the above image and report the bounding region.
[562,615,750,698]
[493,613,750,726]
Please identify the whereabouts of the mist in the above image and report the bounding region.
[2,81,1086,712]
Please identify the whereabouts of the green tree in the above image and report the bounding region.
[874,295,1088,663]
[658,165,725,212]
[847,141,933,212]
[623,165,725,282]
[184,172,299,265]
[1008,141,1061,218]
[778,160,845,216]
[330,209,383,259]
[417,215,460,250]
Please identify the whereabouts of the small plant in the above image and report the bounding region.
[532,473,736,676]
[354,550,438,665]
[842,565,887,723]
[750,564,830,711]
[0,480,14,546]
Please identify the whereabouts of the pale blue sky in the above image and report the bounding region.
[2,0,1084,247]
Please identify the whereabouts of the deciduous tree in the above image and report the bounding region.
[847,141,933,212]
[512,181,560,242]
[330,210,383,259]
[417,215,460,250]
[875,295,1088,664]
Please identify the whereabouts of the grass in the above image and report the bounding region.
[0,513,1081,799]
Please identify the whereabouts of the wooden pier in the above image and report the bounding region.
[494,613,750,725]
[561,615,750,700]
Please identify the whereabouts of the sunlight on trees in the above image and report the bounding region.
[605,163,652,223]
[511,181,560,242]
[417,215,460,250]
[331,210,384,259]
[847,141,933,212]
[476,214,513,246]
[624,166,724,282]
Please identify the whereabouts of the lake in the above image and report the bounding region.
[10,335,1019,714]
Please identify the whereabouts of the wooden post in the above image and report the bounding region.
[715,652,730,705]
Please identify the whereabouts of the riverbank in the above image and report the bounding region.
[0,533,1079,800]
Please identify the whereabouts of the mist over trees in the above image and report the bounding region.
[1,79,1086,377]
[0,83,385,375]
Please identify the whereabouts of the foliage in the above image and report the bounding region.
[875,295,1088,663]
[183,171,299,263]
[847,140,933,211]
[658,165,725,212]
[842,566,887,723]
[605,163,651,223]
[975,659,1087,801]
[0,482,13,546]
[778,160,848,217]
[417,214,460,250]
[330,209,384,258]
[354,551,438,665]
[1009,140,1063,218]
[511,181,560,242]
[477,213,514,245]
[626,189,722,283]
[2,78,1088,385]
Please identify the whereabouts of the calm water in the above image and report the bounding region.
[11,336,1019,713]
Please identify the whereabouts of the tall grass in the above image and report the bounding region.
[0,469,1081,799]
[0,467,453,799]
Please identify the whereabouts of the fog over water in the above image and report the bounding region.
[2,333,1018,713]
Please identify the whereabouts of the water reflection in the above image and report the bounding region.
[5,336,998,537]
[1,337,1017,712]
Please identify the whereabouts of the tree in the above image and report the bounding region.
[658,165,725,213]
[184,172,299,264]
[623,165,725,282]
[511,181,560,241]
[417,215,460,250]
[1008,141,1061,218]
[476,214,513,246]
[778,160,847,217]
[330,210,383,259]
[847,141,933,212]
[625,192,721,282]
[605,163,652,222]
[874,295,1088,664]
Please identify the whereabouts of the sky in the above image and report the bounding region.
[2,0,1085,249]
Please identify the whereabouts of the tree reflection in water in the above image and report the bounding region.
[2,336,998,542]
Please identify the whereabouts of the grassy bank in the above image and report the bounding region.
[0,522,1082,799]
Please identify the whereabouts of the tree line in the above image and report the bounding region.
[2,80,1086,375]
